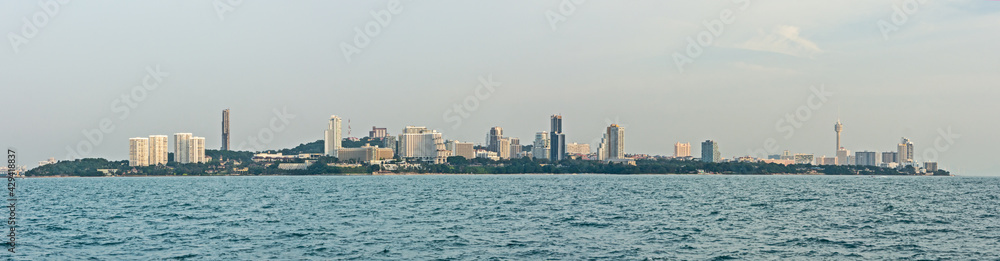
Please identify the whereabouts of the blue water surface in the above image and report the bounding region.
[12,175,1000,260]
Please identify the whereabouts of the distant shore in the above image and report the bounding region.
[22,173,952,178]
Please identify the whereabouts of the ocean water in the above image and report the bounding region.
[12,175,1000,260]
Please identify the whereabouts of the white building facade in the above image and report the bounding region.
[325,115,342,157]
[398,126,448,164]
[148,135,169,166]
[129,137,149,167]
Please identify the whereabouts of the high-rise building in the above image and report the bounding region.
[190,137,206,163]
[550,115,566,161]
[148,135,169,166]
[925,162,938,172]
[597,135,607,161]
[129,137,149,167]
[532,131,550,160]
[221,109,230,151]
[383,136,398,156]
[497,138,511,159]
[324,115,342,157]
[369,126,388,139]
[674,142,691,158]
[174,133,192,163]
[701,140,720,163]
[446,140,475,159]
[856,151,878,166]
[398,126,448,163]
[606,124,625,159]
[898,138,914,165]
[487,127,503,152]
[509,138,521,159]
[881,152,898,164]
[836,148,850,166]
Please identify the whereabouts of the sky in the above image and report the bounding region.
[1,0,998,175]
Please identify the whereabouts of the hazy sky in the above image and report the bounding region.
[2,1,998,175]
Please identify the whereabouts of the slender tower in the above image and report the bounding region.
[834,119,843,152]
[222,109,230,151]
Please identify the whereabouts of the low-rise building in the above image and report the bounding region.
[793,154,815,165]
[476,150,499,161]
[338,145,394,163]
[252,153,321,163]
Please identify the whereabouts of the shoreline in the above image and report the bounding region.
[21,173,954,178]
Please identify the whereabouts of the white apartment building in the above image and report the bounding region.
[129,137,149,167]
[148,135,169,166]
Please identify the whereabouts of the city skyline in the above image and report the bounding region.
[1,1,993,175]
[97,109,959,172]
[4,2,997,260]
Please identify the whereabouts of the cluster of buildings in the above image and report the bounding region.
[669,120,940,173]
[315,114,633,165]
[124,108,230,168]
[116,109,943,174]
[471,116,631,164]
[127,133,206,167]
[807,120,931,170]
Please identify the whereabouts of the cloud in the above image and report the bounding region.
[737,25,824,58]
[729,62,799,75]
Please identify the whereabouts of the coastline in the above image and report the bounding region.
[22,173,953,178]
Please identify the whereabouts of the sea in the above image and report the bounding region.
[11,175,1000,260]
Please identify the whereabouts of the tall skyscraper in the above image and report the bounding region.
[701,140,720,163]
[606,124,625,159]
[532,131,550,160]
[174,133,192,163]
[325,115,342,157]
[221,109,230,151]
[129,137,149,167]
[898,137,914,164]
[674,142,691,157]
[487,127,503,152]
[190,137,206,163]
[834,119,843,154]
[148,135,169,166]
[550,115,566,161]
